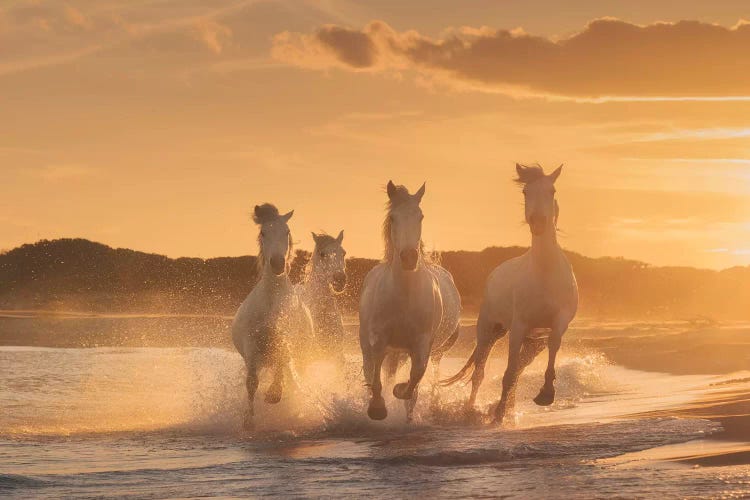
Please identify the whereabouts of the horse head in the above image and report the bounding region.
[253,203,294,276]
[310,230,347,293]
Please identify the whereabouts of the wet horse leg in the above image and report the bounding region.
[264,352,285,404]
[397,347,429,423]
[506,336,546,414]
[366,340,388,420]
[393,341,429,401]
[534,321,568,406]
[493,321,526,424]
[469,314,506,409]
[242,340,259,429]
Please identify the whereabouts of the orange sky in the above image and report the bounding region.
[1,1,749,269]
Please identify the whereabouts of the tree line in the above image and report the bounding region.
[1,238,748,319]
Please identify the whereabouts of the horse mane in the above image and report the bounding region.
[253,203,293,277]
[253,203,280,224]
[514,163,546,186]
[381,184,431,264]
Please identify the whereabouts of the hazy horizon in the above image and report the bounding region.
[2,1,749,269]
[5,235,748,273]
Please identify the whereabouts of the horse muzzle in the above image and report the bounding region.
[400,248,419,271]
[331,271,347,293]
[270,256,286,276]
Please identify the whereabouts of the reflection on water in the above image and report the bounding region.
[1,336,749,498]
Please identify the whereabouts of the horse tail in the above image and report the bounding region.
[439,347,476,386]
[432,324,461,359]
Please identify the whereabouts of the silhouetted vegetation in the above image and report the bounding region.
[1,238,748,319]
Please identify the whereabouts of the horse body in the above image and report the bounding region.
[359,181,461,422]
[442,164,578,424]
[297,231,348,361]
[231,204,313,429]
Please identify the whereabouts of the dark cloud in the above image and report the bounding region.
[272,18,750,98]
[317,26,377,68]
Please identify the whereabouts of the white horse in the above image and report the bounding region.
[442,164,578,424]
[359,181,462,422]
[232,203,313,429]
[296,231,348,362]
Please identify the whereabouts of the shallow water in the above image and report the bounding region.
[1,335,750,498]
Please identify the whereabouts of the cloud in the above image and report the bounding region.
[271,18,750,99]
[193,19,232,54]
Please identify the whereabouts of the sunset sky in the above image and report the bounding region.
[1,0,749,269]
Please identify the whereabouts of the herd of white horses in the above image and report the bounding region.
[231,164,579,428]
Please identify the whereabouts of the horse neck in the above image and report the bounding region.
[305,267,336,307]
[258,265,291,295]
[389,250,425,287]
[530,223,559,269]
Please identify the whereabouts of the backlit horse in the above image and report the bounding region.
[442,165,578,424]
[231,203,313,429]
[359,181,462,422]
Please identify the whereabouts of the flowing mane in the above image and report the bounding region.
[253,203,293,276]
[514,163,546,186]
[381,184,431,264]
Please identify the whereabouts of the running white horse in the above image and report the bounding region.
[296,231,348,362]
[232,203,313,429]
[359,181,462,422]
[442,164,578,424]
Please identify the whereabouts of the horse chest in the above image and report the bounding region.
[517,280,563,328]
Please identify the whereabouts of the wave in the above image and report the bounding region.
[0,474,48,490]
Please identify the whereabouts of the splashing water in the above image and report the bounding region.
[2,343,749,498]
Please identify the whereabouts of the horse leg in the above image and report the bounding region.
[505,336,546,413]
[493,322,526,425]
[242,341,259,429]
[264,356,285,404]
[405,383,419,423]
[534,323,567,406]
[393,344,429,401]
[469,314,506,409]
[366,341,388,420]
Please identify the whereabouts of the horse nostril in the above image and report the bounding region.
[270,256,285,275]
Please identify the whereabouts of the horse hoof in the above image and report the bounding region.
[393,382,411,400]
[533,388,555,406]
[264,390,282,404]
[367,397,387,420]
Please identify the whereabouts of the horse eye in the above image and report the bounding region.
[319,251,327,258]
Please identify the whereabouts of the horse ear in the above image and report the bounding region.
[311,231,319,243]
[414,182,426,203]
[282,210,294,222]
[549,164,563,183]
[336,230,344,244]
[386,180,397,200]
[516,163,524,177]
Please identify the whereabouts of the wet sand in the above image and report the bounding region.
[620,381,750,467]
